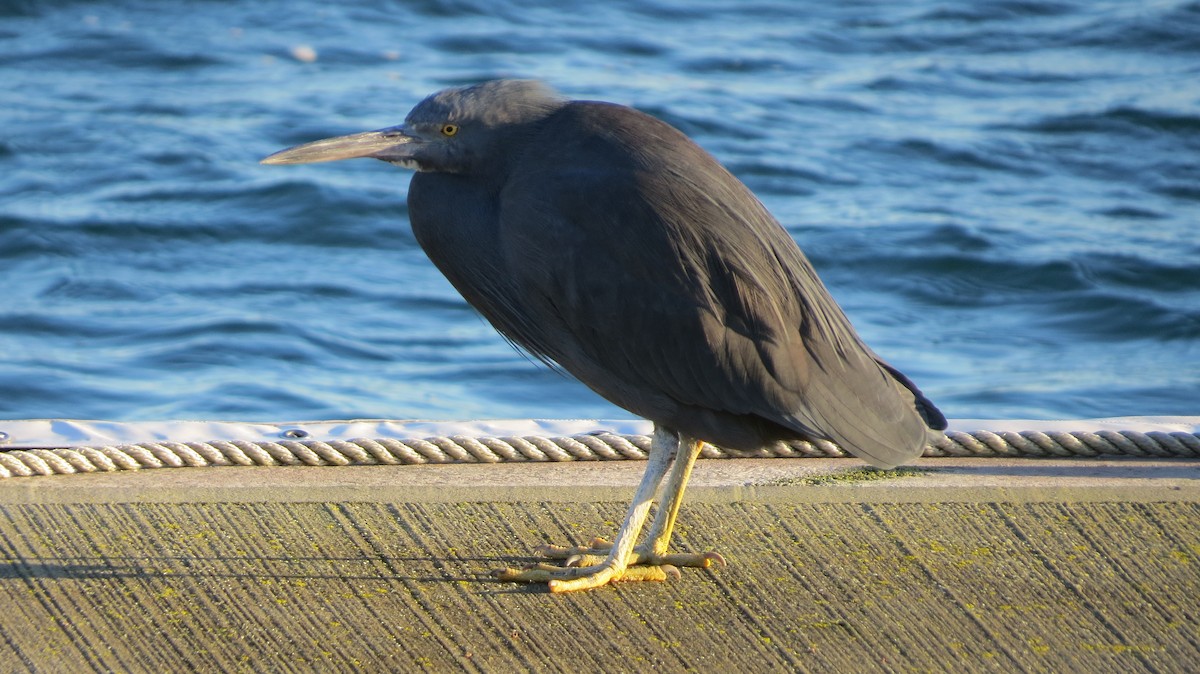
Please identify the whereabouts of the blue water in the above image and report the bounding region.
[1,0,1198,424]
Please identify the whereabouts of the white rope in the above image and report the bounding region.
[0,428,1197,479]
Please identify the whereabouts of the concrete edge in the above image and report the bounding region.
[1,457,1196,504]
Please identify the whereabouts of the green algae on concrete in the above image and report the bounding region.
[759,465,935,487]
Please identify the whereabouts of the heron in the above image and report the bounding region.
[262,80,946,592]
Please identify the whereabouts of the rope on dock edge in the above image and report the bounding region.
[1,428,1198,479]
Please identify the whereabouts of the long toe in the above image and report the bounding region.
[491,560,613,586]
[535,537,613,559]
[491,543,723,590]
[650,550,726,569]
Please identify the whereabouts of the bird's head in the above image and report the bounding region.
[261,80,564,176]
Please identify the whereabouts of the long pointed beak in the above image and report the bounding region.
[260,125,417,165]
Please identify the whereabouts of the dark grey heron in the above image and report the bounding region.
[262,80,946,592]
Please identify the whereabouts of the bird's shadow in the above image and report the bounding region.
[0,552,555,591]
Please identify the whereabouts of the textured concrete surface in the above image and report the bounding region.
[0,457,1197,672]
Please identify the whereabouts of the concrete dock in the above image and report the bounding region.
[1,456,1197,672]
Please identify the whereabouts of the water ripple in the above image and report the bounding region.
[1,0,1196,422]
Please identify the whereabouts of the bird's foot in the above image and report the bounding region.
[492,537,725,593]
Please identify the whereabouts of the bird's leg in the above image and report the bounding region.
[546,433,672,592]
[643,434,701,553]
[494,426,689,591]
[535,429,679,564]
[493,427,724,591]
[566,435,724,570]
[634,435,723,568]
[538,435,708,562]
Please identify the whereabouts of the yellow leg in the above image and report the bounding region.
[643,435,703,555]
[493,428,723,592]
[546,427,675,593]
[493,426,676,590]
[625,434,723,568]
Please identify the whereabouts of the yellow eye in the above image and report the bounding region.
[440,124,459,137]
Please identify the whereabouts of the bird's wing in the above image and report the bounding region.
[494,114,933,467]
